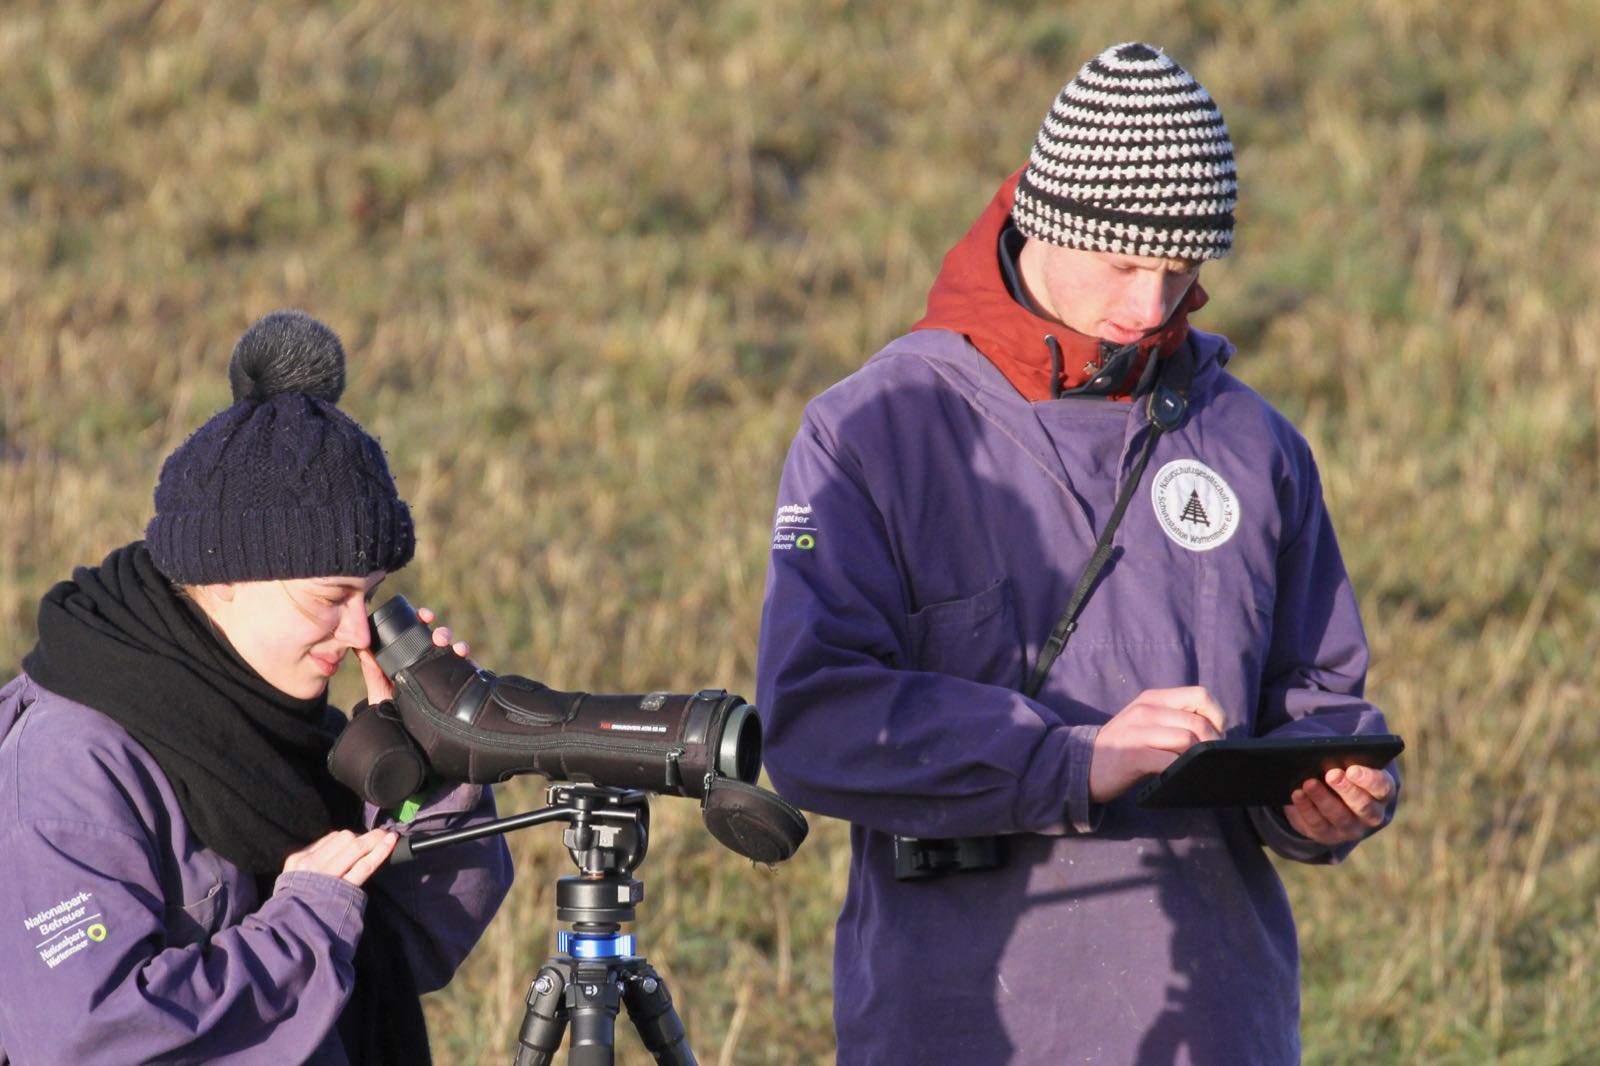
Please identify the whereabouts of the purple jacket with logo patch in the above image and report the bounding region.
[756,327,1396,1064]
[0,674,513,1065]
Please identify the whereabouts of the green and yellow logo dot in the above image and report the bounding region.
[796,534,815,550]
[87,924,108,942]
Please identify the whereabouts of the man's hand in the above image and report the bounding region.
[1089,686,1226,803]
[1281,763,1395,845]
[282,828,398,886]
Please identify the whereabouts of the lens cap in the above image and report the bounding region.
[700,778,809,864]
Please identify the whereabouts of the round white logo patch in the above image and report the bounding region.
[1151,459,1239,552]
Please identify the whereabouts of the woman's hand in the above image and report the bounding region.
[355,605,472,704]
[282,828,398,886]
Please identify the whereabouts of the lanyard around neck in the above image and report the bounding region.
[1020,345,1193,700]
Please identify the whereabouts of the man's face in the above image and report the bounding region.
[1020,240,1201,344]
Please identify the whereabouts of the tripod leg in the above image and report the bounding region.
[621,960,699,1066]
[514,963,571,1066]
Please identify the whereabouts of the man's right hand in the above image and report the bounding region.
[1087,686,1226,803]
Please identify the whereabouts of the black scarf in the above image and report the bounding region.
[24,542,430,1066]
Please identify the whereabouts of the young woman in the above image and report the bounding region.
[0,311,513,1064]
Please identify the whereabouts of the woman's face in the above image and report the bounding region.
[196,572,387,699]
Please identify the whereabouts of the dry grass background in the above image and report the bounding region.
[3,1,1598,1063]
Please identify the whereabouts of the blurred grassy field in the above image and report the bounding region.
[3,1,1598,1063]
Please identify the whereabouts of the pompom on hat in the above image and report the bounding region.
[145,310,416,584]
[1013,41,1237,261]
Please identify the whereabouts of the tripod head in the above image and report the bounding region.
[542,786,654,967]
[550,784,649,878]
[391,782,650,873]
[394,783,657,955]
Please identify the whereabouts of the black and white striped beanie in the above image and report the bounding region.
[1013,42,1236,261]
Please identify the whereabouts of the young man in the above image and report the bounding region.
[756,42,1397,1064]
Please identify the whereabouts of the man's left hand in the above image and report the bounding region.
[1282,763,1395,845]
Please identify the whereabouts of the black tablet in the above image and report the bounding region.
[1134,734,1405,810]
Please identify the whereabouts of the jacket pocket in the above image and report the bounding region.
[166,880,226,948]
[905,579,1024,687]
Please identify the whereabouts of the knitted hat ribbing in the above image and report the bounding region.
[146,311,415,584]
[1013,42,1237,261]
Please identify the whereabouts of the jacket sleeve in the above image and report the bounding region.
[756,417,1101,839]
[0,814,365,1065]
[362,782,513,993]
[1247,454,1401,863]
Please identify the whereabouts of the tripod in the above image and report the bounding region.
[396,784,698,1065]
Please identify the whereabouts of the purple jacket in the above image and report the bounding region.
[756,328,1396,1064]
[0,674,513,1065]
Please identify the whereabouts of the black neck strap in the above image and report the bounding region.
[1021,344,1194,700]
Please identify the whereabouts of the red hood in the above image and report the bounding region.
[913,168,1206,402]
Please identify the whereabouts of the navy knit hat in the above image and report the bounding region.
[145,311,416,584]
[1014,42,1237,261]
